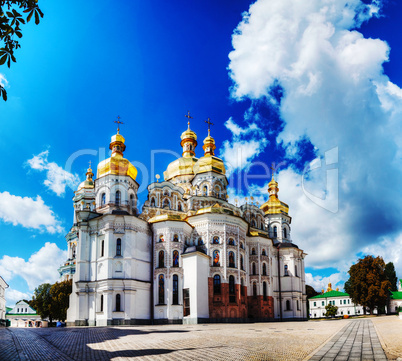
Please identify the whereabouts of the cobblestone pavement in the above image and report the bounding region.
[308,319,387,361]
[371,316,402,360]
[0,317,394,361]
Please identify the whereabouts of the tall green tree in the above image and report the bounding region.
[0,0,43,100]
[385,262,398,292]
[324,304,338,318]
[50,279,72,321]
[30,283,53,322]
[345,255,391,315]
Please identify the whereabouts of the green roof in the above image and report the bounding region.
[309,290,349,299]
[390,291,402,300]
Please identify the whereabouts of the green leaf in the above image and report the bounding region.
[1,87,7,101]
[15,31,22,38]
[26,10,33,23]
[6,12,13,17]
[0,54,7,65]
[34,10,39,25]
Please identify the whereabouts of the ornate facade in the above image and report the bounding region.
[65,120,307,326]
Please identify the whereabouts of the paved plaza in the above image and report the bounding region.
[0,316,401,361]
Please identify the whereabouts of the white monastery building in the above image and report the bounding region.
[62,119,308,326]
[0,276,8,321]
[309,284,364,318]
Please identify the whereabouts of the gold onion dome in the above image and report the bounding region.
[77,164,95,191]
[193,129,225,175]
[260,174,289,215]
[97,130,138,181]
[164,122,198,181]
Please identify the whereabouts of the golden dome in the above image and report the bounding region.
[163,156,198,181]
[193,130,225,175]
[181,127,197,142]
[97,132,138,181]
[260,175,289,215]
[193,155,226,175]
[77,165,94,191]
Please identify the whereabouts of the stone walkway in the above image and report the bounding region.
[0,317,398,361]
[308,319,387,361]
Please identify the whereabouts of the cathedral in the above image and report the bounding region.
[62,117,307,326]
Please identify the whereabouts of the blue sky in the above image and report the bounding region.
[1,0,401,305]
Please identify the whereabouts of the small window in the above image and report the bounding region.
[273,226,278,238]
[172,250,179,267]
[212,236,219,244]
[240,255,244,270]
[263,282,267,301]
[252,262,256,275]
[159,234,164,242]
[130,194,135,208]
[297,300,300,310]
[240,242,244,249]
[253,283,257,298]
[322,301,324,306]
[228,238,235,246]
[173,234,179,242]
[348,299,350,304]
[101,193,106,206]
[116,238,122,256]
[295,265,298,277]
[284,264,288,276]
[178,202,182,211]
[286,300,291,311]
[314,301,316,307]
[198,237,204,245]
[229,275,235,303]
[262,263,267,275]
[172,275,179,305]
[262,249,266,256]
[213,250,220,267]
[150,197,156,207]
[251,248,256,255]
[203,186,208,196]
[116,294,121,312]
[283,228,287,238]
[213,274,221,295]
[158,275,164,304]
[115,190,121,206]
[228,251,235,268]
[241,278,245,296]
[101,240,105,257]
[100,295,104,312]
[158,250,165,268]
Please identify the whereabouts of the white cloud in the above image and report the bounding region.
[5,288,31,307]
[228,0,402,276]
[0,242,67,291]
[220,117,268,175]
[305,272,347,293]
[0,73,8,88]
[27,151,80,196]
[0,192,63,233]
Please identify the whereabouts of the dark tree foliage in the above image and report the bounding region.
[0,0,43,100]
[324,304,338,318]
[345,255,391,315]
[385,262,398,292]
[50,279,72,322]
[306,284,320,317]
[30,279,72,323]
[30,283,53,322]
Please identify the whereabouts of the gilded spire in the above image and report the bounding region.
[181,111,197,157]
[110,117,126,155]
[203,117,216,156]
[86,161,94,180]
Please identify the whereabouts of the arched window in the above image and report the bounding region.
[251,248,256,255]
[178,202,182,211]
[115,190,121,206]
[100,295,104,312]
[101,240,105,257]
[163,199,170,209]
[297,300,300,310]
[240,255,244,270]
[116,238,122,256]
[295,265,298,277]
[240,242,244,249]
[213,250,220,267]
[173,234,179,242]
[283,227,287,238]
[101,193,106,206]
[229,275,235,303]
[213,274,221,294]
[116,294,121,312]
[130,194,135,210]
[241,278,245,296]
[262,263,267,275]
[263,282,267,300]
[198,237,204,245]
[158,275,164,304]
[72,244,76,259]
[158,250,164,268]
[150,197,155,207]
[159,234,164,242]
[253,283,257,298]
[172,275,179,305]
[252,219,256,227]
[252,263,256,275]
[284,264,289,276]
[212,236,219,244]
[262,249,266,256]
[228,238,235,246]
[203,186,208,196]
[172,250,179,267]
[228,251,235,268]
[286,300,291,311]
[273,226,278,238]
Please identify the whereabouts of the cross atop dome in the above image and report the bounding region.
[205,117,214,136]
[185,111,193,129]
[114,116,124,134]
